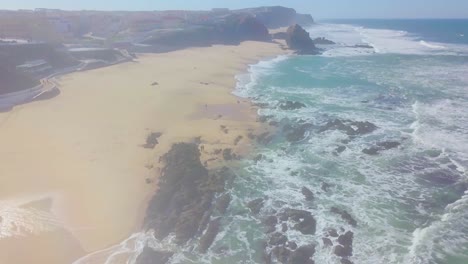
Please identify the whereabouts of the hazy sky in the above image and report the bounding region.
[3,0,468,19]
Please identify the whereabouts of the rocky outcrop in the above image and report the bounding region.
[136,247,173,264]
[362,141,401,155]
[313,37,335,45]
[318,119,378,136]
[286,24,318,55]
[279,101,306,110]
[143,143,227,245]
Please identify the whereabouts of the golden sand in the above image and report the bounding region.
[0,40,286,264]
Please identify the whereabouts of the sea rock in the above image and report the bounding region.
[272,246,292,263]
[198,217,222,253]
[341,259,354,264]
[322,237,333,247]
[338,231,354,248]
[363,141,401,155]
[354,44,373,49]
[301,187,315,201]
[269,232,288,246]
[288,244,316,264]
[135,247,173,264]
[327,228,339,237]
[313,37,335,45]
[334,245,353,257]
[331,207,357,227]
[215,193,231,214]
[287,241,298,250]
[286,24,318,55]
[279,101,306,110]
[253,154,264,163]
[257,132,274,145]
[264,215,278,233]
[247,198,265,214]
[283,123,312,142]
[319,119,378,136]
[143,143,225,244]
[281,209,316,235]
[222,148,234,160]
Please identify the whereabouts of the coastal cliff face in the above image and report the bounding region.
[237,6,314,29]
[142,14,270,51]
[286,24,318,55]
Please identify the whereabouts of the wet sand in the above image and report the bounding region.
[0,40,286,263]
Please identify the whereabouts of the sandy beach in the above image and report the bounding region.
[0,40,286,264]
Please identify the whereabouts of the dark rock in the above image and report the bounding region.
[151,82,159,86]
[334,245,352,257]
[282,223,288,232]
[286,24,318,55]
[313,37,335,45]
[287,241,298,250]
[269,232,288,246]
[335,146,347,154]
[264,215,278,226]
[253,154,264,163]
[143,132,162,149]
[223,149,234,160]
[279,101,306,110]
[322,237,333,247]
[363,141,401,155]
[341,259,354,264]
[288,244,316,264]
[199,217,222,253]
[135,247,173,264]
[321,182,331,192]
[269,121,279,126]
[331,207,357,227]
[281,209,316,235]
[272,246,291,263]
[301,187,315,201]
[378,141,401,150]
[258,115,273,123]
[327,228,339,237]
[354,44,373,49]
[234,135,243,145]
[420,170,460,185]
[257,132,274,145]
[319,119,378,136]
[143,143,225,244]
[362,147,380,155]
[247,198,265,214]
[283,123,312,142]
[215,193,231,214]
[264,215,278,233]
[338,231,354,248]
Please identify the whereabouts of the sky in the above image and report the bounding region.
[3,0,468,19]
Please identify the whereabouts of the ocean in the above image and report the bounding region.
[76,19,468,264]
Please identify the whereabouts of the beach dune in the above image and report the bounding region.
[0,41,285,263]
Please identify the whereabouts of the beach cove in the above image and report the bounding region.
[0,40,287,264]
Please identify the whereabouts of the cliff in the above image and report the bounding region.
[142,14,270,51]
[235,6,314,29]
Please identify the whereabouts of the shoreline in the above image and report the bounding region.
[0,40,288,264]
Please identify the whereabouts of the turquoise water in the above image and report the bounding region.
[121,21,468,264]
